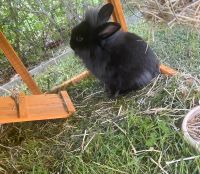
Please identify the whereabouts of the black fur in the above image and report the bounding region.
[70,3,160,97]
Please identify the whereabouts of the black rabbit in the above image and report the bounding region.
[70,3,160,97]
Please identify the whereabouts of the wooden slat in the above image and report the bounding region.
[0,32,41,95]
[0,98,16,106]
[28,108,67,117]
[0,91,75,124]
[26,95,62,105]
[60,91,76,113]
[0,113,72,123]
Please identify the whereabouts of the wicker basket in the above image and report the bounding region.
[182,106,200,152]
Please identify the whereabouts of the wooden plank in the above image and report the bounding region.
[60,91,76,113]
[26,95,62,105]
[0,97,17,116]
[26,93,68,117]
[0,112,72,124]
[30,109,65,118]
[0,97,16,106]
[0,91,75,123]
[0,32,41,95]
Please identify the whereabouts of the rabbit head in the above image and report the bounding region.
[70,3,121,52]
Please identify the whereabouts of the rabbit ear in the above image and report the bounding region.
[97,22,121,39]
[97,3,114,24]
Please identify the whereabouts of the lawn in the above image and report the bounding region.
[0,21,200,174]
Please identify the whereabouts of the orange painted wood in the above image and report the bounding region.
[0,91,75,124]
[18,93,27,118]
[159,64,177,76]
[0,32,41,95]
[60,91,76,113]
[0,97,17,118]
[48,70,91,93]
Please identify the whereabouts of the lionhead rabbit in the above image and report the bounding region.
[70,3,160,97]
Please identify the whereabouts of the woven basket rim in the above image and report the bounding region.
[182,106,200,152]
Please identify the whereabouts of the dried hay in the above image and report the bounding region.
[128,0,200,28]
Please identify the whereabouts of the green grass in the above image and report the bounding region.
[1,21,200,174]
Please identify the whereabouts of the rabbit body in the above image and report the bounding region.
[70,3,160,96]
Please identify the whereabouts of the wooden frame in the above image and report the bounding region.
[0,32,76,123]
[0,0,177,123]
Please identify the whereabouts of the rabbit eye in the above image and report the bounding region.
[76,36,84,42]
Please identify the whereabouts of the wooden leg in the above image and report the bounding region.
[0,32,41,95]
[48,70,91,94]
